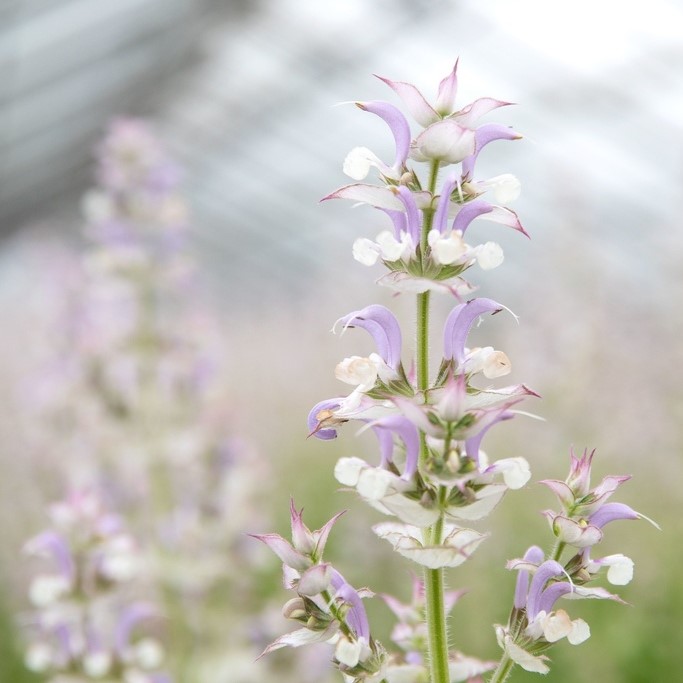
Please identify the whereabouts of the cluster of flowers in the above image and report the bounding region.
[497,449,656,674]
[256,61,651,683]
[23,491,169,683]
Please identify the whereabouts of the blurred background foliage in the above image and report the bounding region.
[1,0,682,681]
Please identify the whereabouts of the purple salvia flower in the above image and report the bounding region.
[433,173,459,234]
[114,602,157,656]
[356,101,411,173]
[442,298,505,367]
[525,560,565,621]
[23,531,76,583]
[379,208,408,240]
[537,581,574,615]
[330,570,370,641]
[393,186,422,244]
[452,200,493,234]
[514,546,544,609]
[335,304,403,371]
[462,123,522,179]
[307,398,343,440]
[588,502,639,529]
[465,409,515,465]
[371,415,420,480]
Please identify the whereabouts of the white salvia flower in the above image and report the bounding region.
[463,347,511,378]
[487,174,521,203]
[335,636,363,667]
[343,147,386,180]
[353,238,381,266]
[475,242,504,270]
[29,574,71,607]
[335,356,379,391]
[587,554,634,585]
[83,650,112,677]
[428,229,470,265]
[100,535,139,582]
[135,638,164,669]
[567,618,591,645]
[375,230,413,262]
[467,174,521,203]
[490,457,531,490]
[335,457,367,487]
[24,643,53,672]
[541,610,574,642]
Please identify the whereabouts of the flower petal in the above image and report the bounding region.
[356,101,411,170]
[414,120,476,164]
[375,75,440,127]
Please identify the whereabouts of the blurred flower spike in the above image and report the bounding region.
[23,491,170,682]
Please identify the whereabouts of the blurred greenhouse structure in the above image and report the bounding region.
[1,1,682,682]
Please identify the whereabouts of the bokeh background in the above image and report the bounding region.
[1,0,682,681]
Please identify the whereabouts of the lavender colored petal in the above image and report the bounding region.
[356,101,411,170]
[433,173,459,234]
[435,60,459,115]
[24,531,75,582]
[395,186,422,244]
[337,304,402,370]
[115,603,157,655]
[589,502,639,529]
[372,415,420,480]
[331,570,370,640]
[526,561,564,620]
[452,200,494,235]
[379,208,408,239]
[308,399,342,440]
[514,546,544,609]
[375,76,440,127]
[462,123,522,179]
[465,410,514,465]
[538,581,573,614]
[442,298,504,366]
[372,424,396,468]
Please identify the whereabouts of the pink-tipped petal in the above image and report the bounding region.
[375,75,440,128]
[435,60,459,115]
[453,97,513,127]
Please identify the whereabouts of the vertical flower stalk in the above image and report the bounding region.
[263,60,652,683]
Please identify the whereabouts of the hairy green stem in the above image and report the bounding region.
[418,160,450,683]
[489,652,515,683]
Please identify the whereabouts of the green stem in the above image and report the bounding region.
[418,160,450,683]
[489,652,515,683]
[550,539,566,562]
